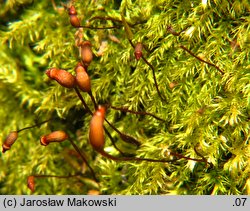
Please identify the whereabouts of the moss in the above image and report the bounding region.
[0,0,249,194]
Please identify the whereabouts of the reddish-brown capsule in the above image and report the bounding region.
[88,189,100,195]
[70,15,81,28]
[46,68,76,88]
[134,42,143,60]
[68,5,80,27]
[68,5,77,15]
[27,176,35,192]
[40,131,69,146]
[80,41,93,67]
[2,131,18,153]
[169,82,178,89]
[89,106,106,151]
[75,63,91,93]
[197,107,205,115]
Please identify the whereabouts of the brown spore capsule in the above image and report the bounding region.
[68,5,80,27]
[134,42,143,60]
[68,5,77,15]
[88,189,100,195]
[46,68,76,89]
[197,107,205,115]
[45,68,57,78]
[75,63,91,93]
[80,41,93,67]
[169,82,178,89]
[70,15,81,28]
[89,106,106,151]
[40,131,68,146]
[2,131,18,153]
[27,176,35,192]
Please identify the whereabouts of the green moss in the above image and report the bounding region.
[0,0,249,195]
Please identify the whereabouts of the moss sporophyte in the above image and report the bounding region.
[1,0,249,194]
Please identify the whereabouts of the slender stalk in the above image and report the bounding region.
[88,16,146,28]
[104,118,141,146]
[80,25,120,30]
[128,39,166,102]
[167,26,224,75]
[128,39,134,48]
[32,174,82,179]
[103,127,128,156]
[169,151,211,165]
[141,55,166,102]
[74,87,92,114]
[98,149,209,165]
[98,149,177,163]
[17,119,51,133]
[180,45,224,75]
[68,138,97,181]
[167,25,189,36]
[88,91,97,109]
[193,145,206,161]
[194,146,213,167]
[51,0,57,11]
[88,16,123,23]
[109,105,165,122]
